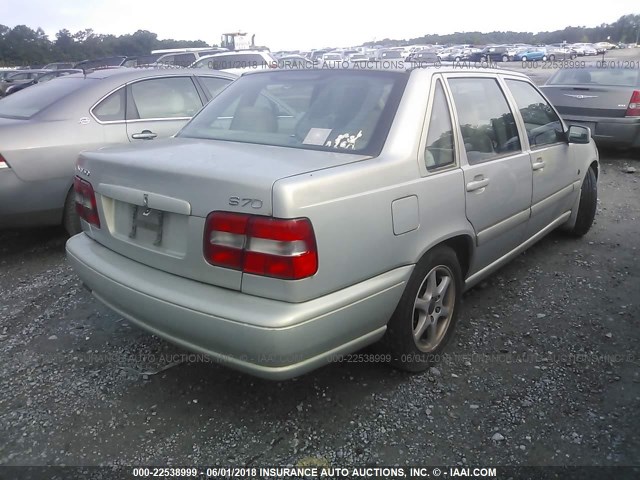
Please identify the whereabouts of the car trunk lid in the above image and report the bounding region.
[541,84,636,118]
[77,137,369,291]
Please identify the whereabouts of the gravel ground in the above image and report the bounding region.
[0,149,638,470]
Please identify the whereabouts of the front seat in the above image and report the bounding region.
[230,106,278,133]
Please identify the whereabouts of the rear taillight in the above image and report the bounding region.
[204,211,318,280]
[73,176,100,228]
[626,90,640,117]
[0,154,9,169]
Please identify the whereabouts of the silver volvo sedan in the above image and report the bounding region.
[66,67,599,379]
[0,68,235,234]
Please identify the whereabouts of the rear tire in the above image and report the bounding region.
[62,187,81,236]
[383,245,462,373]
[502,55,509,62]
[570,167,597,237]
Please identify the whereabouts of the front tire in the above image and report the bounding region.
[502,55,509,62]
[570,167,597,237]
[383,245,462,372]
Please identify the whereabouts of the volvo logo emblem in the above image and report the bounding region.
[563,94,598,100]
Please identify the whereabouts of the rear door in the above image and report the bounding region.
[445,75,532,273]
[125,76,204,142]
[504,79,579,237]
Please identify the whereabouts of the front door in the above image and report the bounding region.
[504,79,580,237]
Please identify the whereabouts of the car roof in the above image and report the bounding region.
[242,65,531,79]
[61,67,237,81]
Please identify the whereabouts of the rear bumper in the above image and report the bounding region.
[66,233,411,380]
[561,114,640,148]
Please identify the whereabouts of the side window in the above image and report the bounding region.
[158,55,174,66]
[197,76,232,99]
[424,80,455,170]
[128,77,202,120]
[449,77,521,164]
[505,79,565,148]
[93,88,126,122]
[174,53,196,67]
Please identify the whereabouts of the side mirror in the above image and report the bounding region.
[567,125,591,144]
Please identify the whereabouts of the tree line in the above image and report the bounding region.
[1,13,639,66]
[0,27,210,66]
[363,13,640,47]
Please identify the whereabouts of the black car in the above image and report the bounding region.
[4,69,83,95]
[469,46,511,63]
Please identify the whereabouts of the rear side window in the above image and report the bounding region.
[449,77,521,164]
[197,76,233,98]
[93,88,126,122]
[505,80,564,148]
[128,77,202,119]
[424,80,455,170]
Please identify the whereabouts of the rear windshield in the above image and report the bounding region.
[548,68,640,87]
[0,77,86,119]
[179,70,407,156]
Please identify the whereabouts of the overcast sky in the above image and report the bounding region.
[1,0,638,51]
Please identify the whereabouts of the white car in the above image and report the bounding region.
[572,43,598,56]
[190,51,277,75]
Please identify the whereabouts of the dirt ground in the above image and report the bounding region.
[0,146,638,472]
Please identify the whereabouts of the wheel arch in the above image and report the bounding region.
[416,233,475,280]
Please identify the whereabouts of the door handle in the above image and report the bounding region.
[466,176,490,192]
[532,158,546,171]
[131,130,158,140]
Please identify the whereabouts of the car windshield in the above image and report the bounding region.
[0,77,86,119]
[548,68,640,87]
[179,70,407,156]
